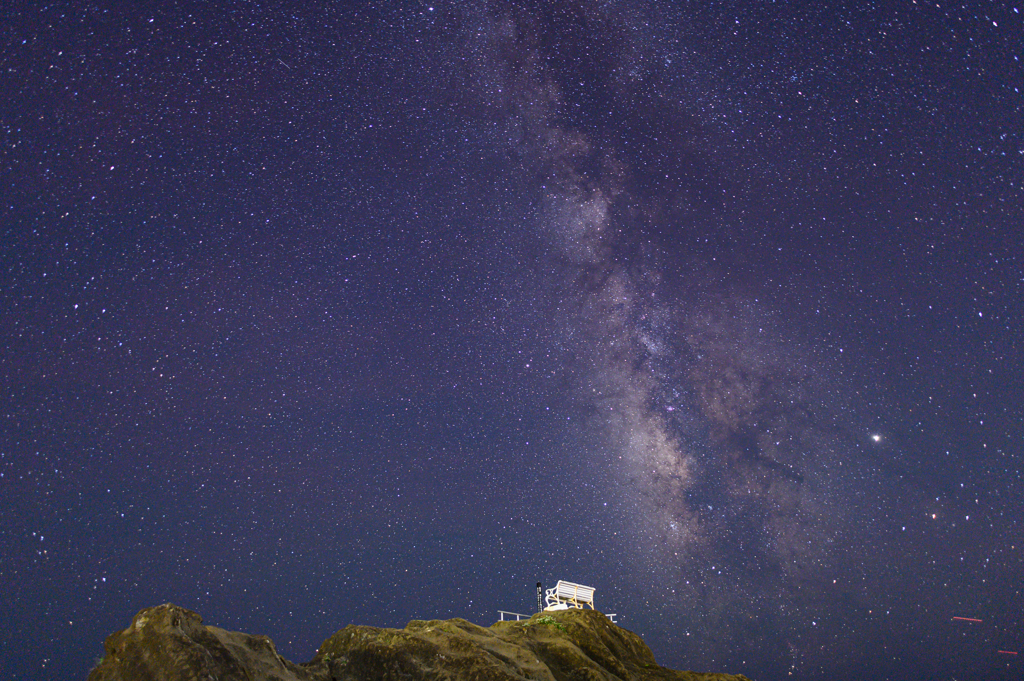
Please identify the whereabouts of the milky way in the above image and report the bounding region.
[454,4,1019,675]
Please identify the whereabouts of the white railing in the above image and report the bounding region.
[498,610,534,621]
[498,610,619,624]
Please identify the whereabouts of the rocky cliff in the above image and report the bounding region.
[87,603,752,681]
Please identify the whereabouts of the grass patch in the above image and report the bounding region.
[521,615,567,632]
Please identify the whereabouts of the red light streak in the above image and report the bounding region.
[952,617,983,623]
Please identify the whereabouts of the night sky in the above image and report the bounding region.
[2,2,1022,680]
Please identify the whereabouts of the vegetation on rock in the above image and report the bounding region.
[88,603,753,681]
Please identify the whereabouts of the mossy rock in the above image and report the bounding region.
[88,604,754,681]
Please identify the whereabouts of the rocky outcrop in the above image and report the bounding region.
[86,604,310,681]
[88,603,752,681]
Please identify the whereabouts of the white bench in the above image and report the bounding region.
[544,580,596,610]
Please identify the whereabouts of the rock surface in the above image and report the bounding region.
[88,603,752,681]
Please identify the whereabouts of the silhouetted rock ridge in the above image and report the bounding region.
[88,603,753,681]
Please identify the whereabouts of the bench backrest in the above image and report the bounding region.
[547,580,596,608]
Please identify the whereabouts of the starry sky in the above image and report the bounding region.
[2,2,1022,680]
